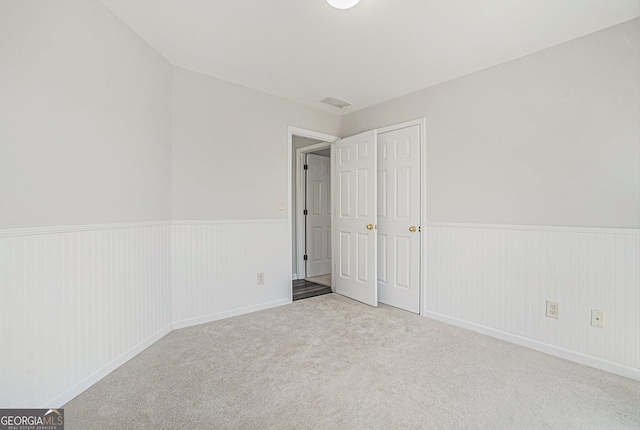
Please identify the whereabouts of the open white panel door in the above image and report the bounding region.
[332,130,377,307]
[306,154,331,277]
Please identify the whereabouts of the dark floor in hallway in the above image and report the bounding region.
[292,279,332,301]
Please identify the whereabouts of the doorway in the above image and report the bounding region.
[304,151,331,283]
[288,127,339,301]
[295,148,332,301]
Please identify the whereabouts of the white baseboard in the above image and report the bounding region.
[45,297,292,407]
[44,324,173,408]
[172,298,291,330]
[424,311,640,382]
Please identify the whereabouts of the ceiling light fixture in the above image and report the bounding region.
[326,0,360,10]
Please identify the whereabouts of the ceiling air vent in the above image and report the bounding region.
[320,97,351,109]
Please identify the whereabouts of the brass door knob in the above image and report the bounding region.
[409,226,417,232]
[366,224,374,230]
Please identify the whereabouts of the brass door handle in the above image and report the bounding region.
[366,224,375,230]
[409,226,417,232]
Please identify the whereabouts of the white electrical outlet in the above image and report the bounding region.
[591,309,606,328]
[546,301,560,319]
[278,199,286,211]
[257,272,265,285]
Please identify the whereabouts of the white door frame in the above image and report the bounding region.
[288,127,339,299]
[376,118,427,315]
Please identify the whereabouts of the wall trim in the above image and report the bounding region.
[44,324,173,408]
[172,219,287,226]
[424,311,640,382]
[0,220,292,238]
[0,221,171,238]
[425,222,640,235]
[7,220,630,236]
[172,298,291,330]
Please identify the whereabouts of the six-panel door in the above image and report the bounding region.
[377,125,421,313]
[306,153,332,277]
[333,130,378,307]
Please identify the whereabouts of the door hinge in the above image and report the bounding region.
[303,255,308,261]
[303,164,308,170]
[303,209,308,215]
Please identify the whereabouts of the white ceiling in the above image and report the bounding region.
[99,0,639,114]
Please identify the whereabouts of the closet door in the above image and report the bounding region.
[332,130,378,307]
[377,125,421,313]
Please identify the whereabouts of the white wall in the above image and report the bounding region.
[171,67,341,221]
[172,221,290,328]
[171,67,341,324]
[0,2,341,407]
[0,0,173,229]
[343,18,639,229]
[425,223,639,379]
[0,0,173,407]
[0,223,172,408]
[2,1,637,409]
[343,19,640,378]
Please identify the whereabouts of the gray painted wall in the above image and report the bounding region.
[343,19,639,228]
[171,67,341,221]
[0,0,173,228]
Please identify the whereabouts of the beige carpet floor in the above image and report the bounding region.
[64,294,640,429]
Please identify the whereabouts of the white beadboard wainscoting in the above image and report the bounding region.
[424,222,640,380]
[0,222,172,408]
[0,219,291,408]
[171,220,291,329]
[3,218,638,409]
